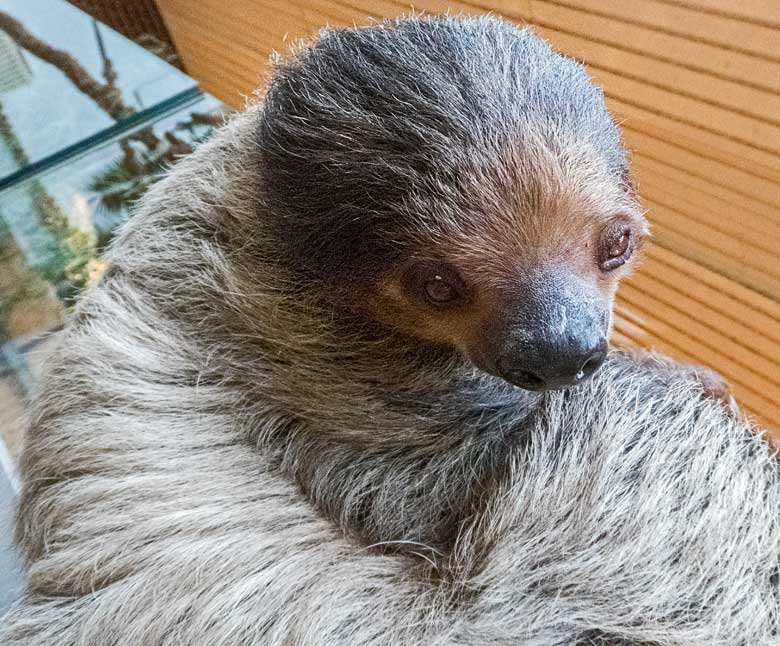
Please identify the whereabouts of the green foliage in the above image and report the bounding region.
[24,180,91,304]
[88,114,219,217]
[88,149,164,214]
[35,230,92,305]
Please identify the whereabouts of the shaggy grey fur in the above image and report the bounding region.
[257,15,630,279]
[2,16,779,646]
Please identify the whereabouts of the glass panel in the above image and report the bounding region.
[0,95,226,458]
[0,0,197,175]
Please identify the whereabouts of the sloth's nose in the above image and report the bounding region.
[501,338,608,391]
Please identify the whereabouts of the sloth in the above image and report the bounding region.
[2,15,779,646]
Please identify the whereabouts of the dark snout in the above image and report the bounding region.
[498,335,607,391]
[482,274,610,391]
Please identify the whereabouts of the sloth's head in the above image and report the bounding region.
[258,16,647,391]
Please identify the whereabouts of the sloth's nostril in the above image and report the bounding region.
[576,348,608,382]
[512,371,546,389]
[499,339,608,391]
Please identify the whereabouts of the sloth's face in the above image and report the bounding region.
[257,16,647,392]
[372,194,647,392]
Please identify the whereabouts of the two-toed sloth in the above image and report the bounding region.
[2,15,779,646]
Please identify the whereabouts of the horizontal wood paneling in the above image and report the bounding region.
[673,0,780,27]
[489,1,780,92]
[547,0,780,60]
[156,0,780,434]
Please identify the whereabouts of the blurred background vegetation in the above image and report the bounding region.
[0,0,224,457]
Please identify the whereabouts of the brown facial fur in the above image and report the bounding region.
[367,135,647,376]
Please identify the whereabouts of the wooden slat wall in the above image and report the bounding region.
[156,0,780,434]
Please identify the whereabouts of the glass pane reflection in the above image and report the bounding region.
[0,0,228,461]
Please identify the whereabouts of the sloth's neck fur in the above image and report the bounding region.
[272,324,539,556]
[221,262,540,556]
[172,219,543,557]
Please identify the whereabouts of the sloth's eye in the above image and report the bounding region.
[425,275,458,304]
[599,226,633,271]
[406,264,465,308]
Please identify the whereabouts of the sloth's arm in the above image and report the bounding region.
[1,461,575,646]
[457,358,780,646]
[0,290,573,646]
[624,350,740,416]
[2,456,452,645]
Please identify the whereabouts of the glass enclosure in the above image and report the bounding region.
[0,0,226,462]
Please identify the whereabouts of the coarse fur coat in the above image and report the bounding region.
[2,17,779,646]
